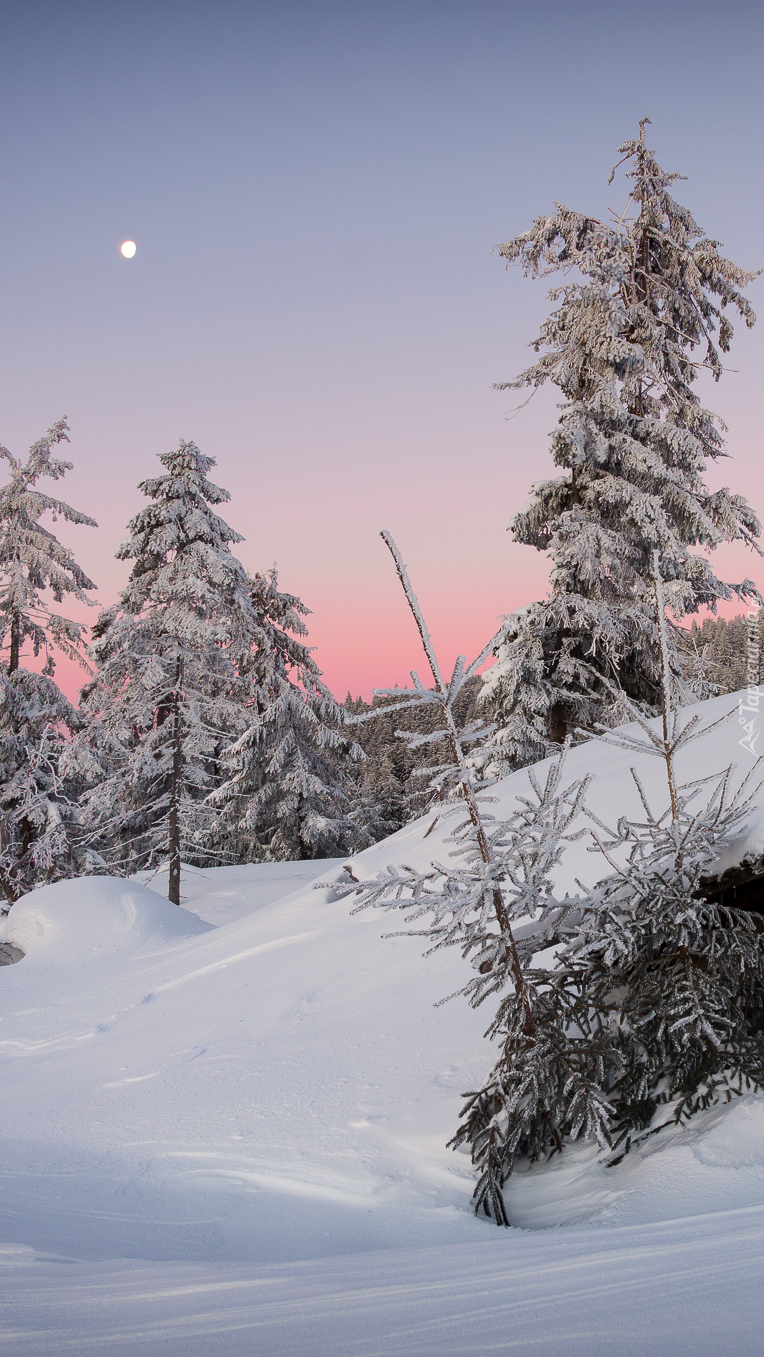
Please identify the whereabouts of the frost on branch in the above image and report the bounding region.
[0,419,99,903]
[330,533,615,1224]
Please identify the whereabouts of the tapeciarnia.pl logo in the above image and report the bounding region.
[739,609,762,755]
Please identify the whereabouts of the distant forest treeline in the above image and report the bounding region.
[345,613,762,836]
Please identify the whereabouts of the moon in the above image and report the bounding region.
[120,240,137,258]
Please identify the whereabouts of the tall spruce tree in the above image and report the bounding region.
[81,440,256,903]
[0,419,98,904]
[484,122,761,772]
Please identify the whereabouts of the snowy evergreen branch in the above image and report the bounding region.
[0,420,99,900]
[0,418,97,677]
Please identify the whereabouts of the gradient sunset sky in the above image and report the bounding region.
[1,0,763,699]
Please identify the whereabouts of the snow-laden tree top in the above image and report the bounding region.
[0,418,97,675]
[117,438,248,623]
[498,119,761,616]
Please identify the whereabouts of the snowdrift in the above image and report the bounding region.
[3,693,764,1351]
[5,1204,764,1357]
[2,876,213,962]
[0,853,492,1264]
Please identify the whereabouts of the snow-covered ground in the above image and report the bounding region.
[2,692,764,1354]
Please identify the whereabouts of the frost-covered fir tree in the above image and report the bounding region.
[340,544,764,1226]
[0,673,102,906]
[485,121,761,772]
[0,420,98,903]
[0,419,96,676]
[557,557,764,1153]
[331,534,614,1224]
[454,557,764,1222]
[81,440,257,904]
[449,750,764,1221]
[211,567,371,861]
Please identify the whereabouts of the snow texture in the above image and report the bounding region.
[2,691,764,1352]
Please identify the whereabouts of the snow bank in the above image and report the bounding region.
[1,876,213,963]
[136,858,346,925]
[4,1204,764,1356]
[0,856,490,1265]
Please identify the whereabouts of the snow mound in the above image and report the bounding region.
[1,876,213,963]
[505,1095,764,1230]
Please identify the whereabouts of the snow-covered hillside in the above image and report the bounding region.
[3,691,764,1354]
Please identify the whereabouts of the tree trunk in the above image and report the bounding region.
[652,554,678,820]
[548,701,567,744]
[379,530,535,1037]
[0,870,20,906]
[296,794,310,860]
[168,660,183,906]
[8,611,20,674]
[0,813,22,905]
[547,626,568,744]
[570,466,582,506]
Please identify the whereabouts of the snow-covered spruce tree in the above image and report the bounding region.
[448,556,764,1222]
[0,672,103,907]
[484,120,761,772]
[330,534,616,1225]
[568,765,764,1158]
[450,749,764,1217]
[340,544,764,1225]
[210,567,371,861]
[558,555,764,1154]
[356,744,407,837]
[81,440,258,904]
[0,419,99,904]
[0,418,97,677]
